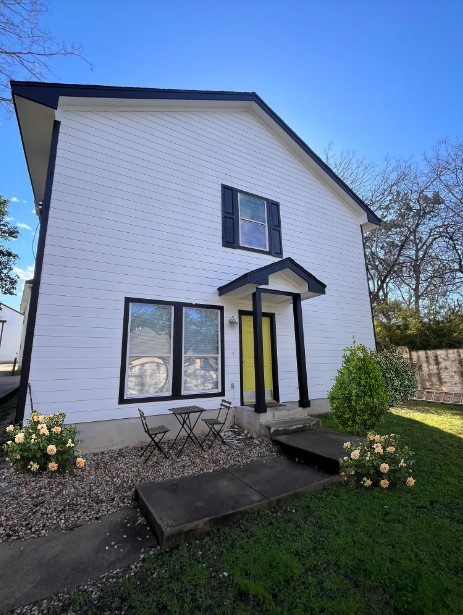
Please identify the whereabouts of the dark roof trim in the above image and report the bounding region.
[10,81,380,226]
[218,257,326,297]
[0,302,23,315]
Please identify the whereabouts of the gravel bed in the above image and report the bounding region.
[0,427,279,543]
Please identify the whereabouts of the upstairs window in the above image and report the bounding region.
[238,193,268,251]
[222,185,283,257]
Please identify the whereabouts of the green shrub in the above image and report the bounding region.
[340,433,416,490]
[373,347,418,407]
[328,339,389,434]
[3,411,85,474]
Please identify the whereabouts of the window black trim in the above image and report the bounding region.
[119,298,225,404]
[221,185,283,257]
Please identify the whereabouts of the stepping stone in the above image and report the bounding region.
[261,416,321,438]
[272,429,358,474]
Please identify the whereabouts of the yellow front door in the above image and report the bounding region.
[241,314,274,403]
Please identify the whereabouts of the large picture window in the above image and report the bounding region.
[127,303,173,397]
[183,307,220,393]
[120,299,224,403]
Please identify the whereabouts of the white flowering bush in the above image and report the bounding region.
[340,433,415,490]
[373,348,418,407]
[3,411,85,474]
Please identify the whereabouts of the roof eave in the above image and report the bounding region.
[10,81,381,227]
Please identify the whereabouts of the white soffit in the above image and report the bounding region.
[14,96,55,203]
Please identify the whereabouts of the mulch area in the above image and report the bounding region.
[0,429,279,543]
[0,393,17,460]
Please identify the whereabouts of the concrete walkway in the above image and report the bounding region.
[0,364,20,402]
[0,508,157,613]
[137,456,339,549]
[0,455,342,611]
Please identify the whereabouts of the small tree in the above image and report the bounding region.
[328,340,388,434]
[0,194,19,295]
[374,348,417,407]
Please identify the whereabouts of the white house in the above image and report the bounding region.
[0,303,23,364]
[12,81,380,450]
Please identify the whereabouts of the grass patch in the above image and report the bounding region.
[64,401,462,613]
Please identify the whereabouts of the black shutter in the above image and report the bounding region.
[268,200,283,257]
[222,185,238,248]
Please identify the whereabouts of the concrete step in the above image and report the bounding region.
[136,457,339,549]
[272,429,359,474]
[262,416,321,439]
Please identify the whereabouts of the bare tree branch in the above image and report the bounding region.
[0,0,91,112]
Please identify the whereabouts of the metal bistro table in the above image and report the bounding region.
[169,406,206,458]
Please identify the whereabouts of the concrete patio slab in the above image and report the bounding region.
[272,429,360,473]
[0,508,157,613]
[137,469,268,549]
[228,457,339,503]
[136,456,339,549]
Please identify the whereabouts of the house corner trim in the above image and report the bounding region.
[16,119,61,423]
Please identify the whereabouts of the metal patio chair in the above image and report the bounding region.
[138,409,170,462]
[201,399,232,449]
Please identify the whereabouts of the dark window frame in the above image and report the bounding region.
[119,297,225,404]
[222,185,283,257]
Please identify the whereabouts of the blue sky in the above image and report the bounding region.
[1,0,462,310]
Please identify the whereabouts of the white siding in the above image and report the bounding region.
[26,108,374,423]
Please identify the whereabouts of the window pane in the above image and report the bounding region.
[183,357,218,392]
[127,356,171,395]
[240,219,267,250]
[184,308,219,355]
[129,304,172,355]
[239,194,266,223]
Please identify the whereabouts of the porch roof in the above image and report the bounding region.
[217,258,326,301]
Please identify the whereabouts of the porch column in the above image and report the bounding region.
[252,290,267,413]
[293,294,310,408]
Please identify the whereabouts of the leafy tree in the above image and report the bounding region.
[328,339,389,434]
[374,301,463,350]
[0,0,87,111]
[0,194,19,295]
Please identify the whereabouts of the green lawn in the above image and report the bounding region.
[32,401,463,612]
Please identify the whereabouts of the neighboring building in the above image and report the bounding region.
[18,279,33,366]
[0,303,24,363]
[11,81,380,449]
